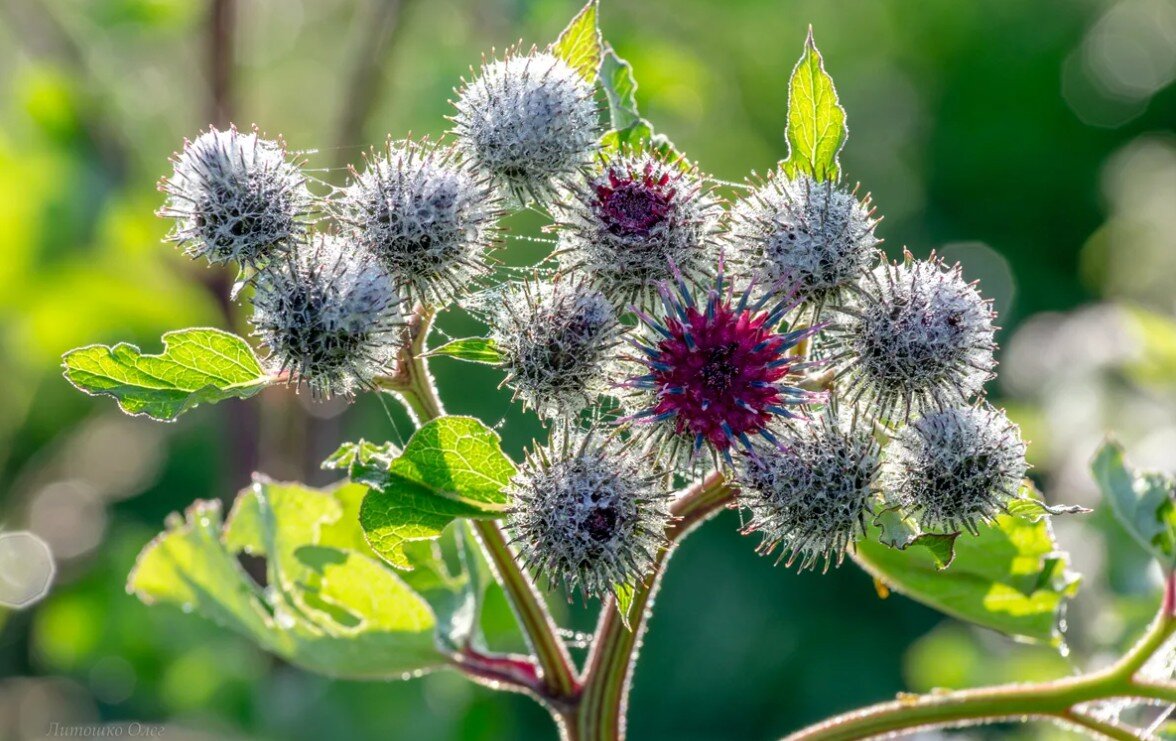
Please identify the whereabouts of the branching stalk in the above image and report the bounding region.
[572,471,736,740]
[783,572,1176,741]
[379,306,579,705]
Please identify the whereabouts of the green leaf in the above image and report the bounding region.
[781,28,847,182]
[1093,439,1176,568]
[552,0,601,83]
[128,480,444,679]
[428,338,503,365]
[873,506,958,569]
[601,46,640,131]
[854,484,1080,645]
[597,46,689,169]
[614,582,637,631]
[359,417,515,570]
[62,327,270,421]
[322,439,401,488]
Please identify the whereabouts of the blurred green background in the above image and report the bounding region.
[2,0,1175,738]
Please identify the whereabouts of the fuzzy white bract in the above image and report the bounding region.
[507,428,670,599]
[825,256,996,421]
[337,140,502,304]
[488,279,623,419]
[250,234,404,398]
[728,173,879,311]
[159,125,312,269]
[452,51,598,203]
[885,404,1028,534]
[554,151,722,305]
[736,411,881,570]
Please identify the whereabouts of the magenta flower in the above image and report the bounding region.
[591,160,678,239]
[623,268,825,461]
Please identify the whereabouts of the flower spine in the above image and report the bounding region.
[554,150,722,306]
[622,266,825,465]
[736,409,882,570]
[728,172,880,313]
[489,279,624,419]
[885,404,1028,534]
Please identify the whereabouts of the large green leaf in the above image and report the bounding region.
[1093,439,1176,568]
[853,485,1080,645]
[552,0,601,83]
[62,327,270,421]
[358,417,515,570]
[781,28,847,182]
[128,480,444,679]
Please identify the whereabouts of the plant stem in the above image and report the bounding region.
[378,306,578,705]
[573,471,736,740]
[783,572,1176,741]
[472,519,580,703]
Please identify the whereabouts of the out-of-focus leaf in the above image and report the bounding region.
[62,328,269,421]
[552,0,601,83]
[1093,439,1176,568]
[854,484,1080,646]
[1122,305,1176,389]
[128,480,444,679]
[323,439,401,486]
[781,28,847,182]
[359,417,514,570]
[429,338,503,365]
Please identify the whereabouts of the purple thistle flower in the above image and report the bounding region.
[622,267,825,462]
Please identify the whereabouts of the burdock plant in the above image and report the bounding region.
[60,4,1176,740]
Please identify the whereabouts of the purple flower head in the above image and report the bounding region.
[591,160,678,239]
[623,266,826,463]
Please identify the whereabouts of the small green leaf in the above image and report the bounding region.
[429,338,503,365]
[62,327,270,421]
[597,46,690,169]
[552,0,601,84]
[129,480,443,679]
[1093,439,1176,567]
[854,484,1080,645]
[781,27,847,182]
[873,506,958,569]
[614,582,637,631]
[360,417,515,570]
[601,46,640,131]
[322,440,401,487]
